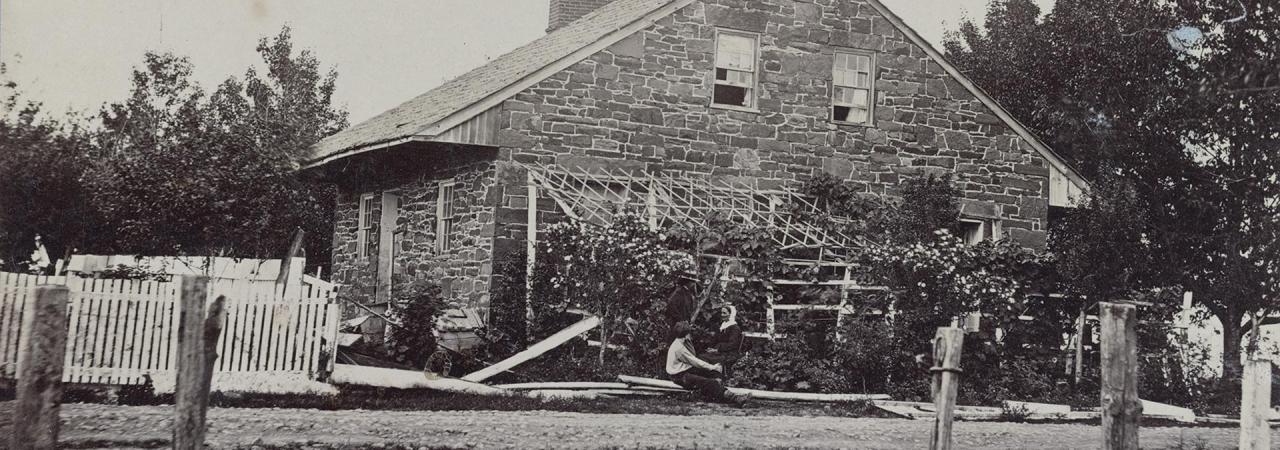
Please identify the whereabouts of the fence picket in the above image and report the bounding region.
[0,270,336,386]
[106,279,125,381]
[253,303,269,371]
[0,272,15,376]
[137,283,155,377]
[223,301,242,372]
[62,280,81,384]
[281,303,300,372]
[118,280,137,379]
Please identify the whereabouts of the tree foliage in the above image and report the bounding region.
[947,0,1280,375]
[86,27,347,263]
[0,68,98,270]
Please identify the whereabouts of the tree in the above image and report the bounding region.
[88,27,347,263]
[946,0,1280,375]
[1172,0,1280,373]
[0,67,98,271]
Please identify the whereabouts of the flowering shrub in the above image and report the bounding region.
[530,211,694,368]
[865,229,1054,327]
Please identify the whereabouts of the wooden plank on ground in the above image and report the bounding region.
[495,382,629,390]
[526,389,612,400]
[462,315,601,382]
[619,374,888,402]
[1003,400,1071,415]
[329,363,504,395]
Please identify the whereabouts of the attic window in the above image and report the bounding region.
[832,51,875,125]
[712,30,758,109]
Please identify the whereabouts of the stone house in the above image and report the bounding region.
[302,0,1089,315]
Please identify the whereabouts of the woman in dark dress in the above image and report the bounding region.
[706,303,744,378]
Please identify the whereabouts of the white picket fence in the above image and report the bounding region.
[0,272,340,385]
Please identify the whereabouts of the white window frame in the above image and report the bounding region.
[958,218,1002,245]
[436,180,457,253]
[831,50,876,126]
[711,28,760,111]
[358,193,376,259]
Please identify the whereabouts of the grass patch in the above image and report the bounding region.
[107,386,884,418]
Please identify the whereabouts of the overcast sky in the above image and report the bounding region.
[0,0,1053,124]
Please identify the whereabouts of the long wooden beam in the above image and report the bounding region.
[618,375,889,402]
[330,364,503,395]
[462,315,601,382]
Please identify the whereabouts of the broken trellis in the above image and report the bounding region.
[519,162,890,338]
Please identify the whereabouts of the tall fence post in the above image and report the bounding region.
[1240,358,1272,450]
[929,326,965,450]
[173,276,226,450]
[10,285,69,450]
[1099,302,1140,450]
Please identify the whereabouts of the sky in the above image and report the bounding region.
[0,0,1053,125]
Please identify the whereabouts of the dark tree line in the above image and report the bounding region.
[0,27,346,271]
[946,0,1280,376]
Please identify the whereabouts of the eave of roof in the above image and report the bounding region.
[302,0,693,170]
[306,0,1089,195]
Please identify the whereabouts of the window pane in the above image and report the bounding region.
[833,71,849,87]
[856,72,869,88]
[724,70,753,86]
[847,106,868,123]
[714,84,750,107]
[852,88,869,106]
[717,33,755,71]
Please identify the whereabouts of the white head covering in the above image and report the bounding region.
[719,304,737,331]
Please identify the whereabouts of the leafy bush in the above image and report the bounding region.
[385,280,445,369]
[529,211,694,370]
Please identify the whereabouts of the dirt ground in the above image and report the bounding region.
[4,401,1274,449]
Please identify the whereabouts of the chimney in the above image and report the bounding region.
[547,0,618,32]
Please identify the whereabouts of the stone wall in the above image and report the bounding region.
[492,0,1054,249]
[330,155,499,311]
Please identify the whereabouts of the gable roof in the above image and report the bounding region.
[304,0,1087,194]
[304,0,691,168]
[861,0,1088,193]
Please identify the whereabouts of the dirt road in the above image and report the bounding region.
[0,401,1268,449]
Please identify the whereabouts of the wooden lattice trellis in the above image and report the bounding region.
[520,162,857,252]
[519,163,889,339]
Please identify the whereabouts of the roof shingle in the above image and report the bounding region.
[306,0,678,166]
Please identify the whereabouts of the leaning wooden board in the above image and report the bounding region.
[462,316,601,382]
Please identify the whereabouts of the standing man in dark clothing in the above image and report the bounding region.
[665,271,698,327]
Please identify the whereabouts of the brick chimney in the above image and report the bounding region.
[547,0,618,32]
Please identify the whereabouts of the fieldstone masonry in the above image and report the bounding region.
[332,158,498,310]
[491,0,1052,250]
[331,0,1058,310]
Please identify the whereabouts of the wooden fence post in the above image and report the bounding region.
[1240,358,1272,450]
[10,285,69,450]
[1099,302,1141,450]
[173,276,227,450]
[929,327,964,450]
